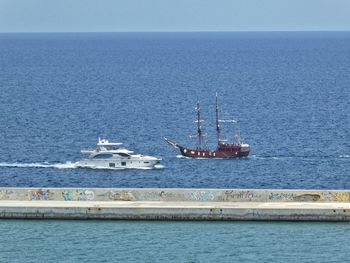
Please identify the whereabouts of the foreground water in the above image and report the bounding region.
[0,32,349,189]
[0,220,349,262]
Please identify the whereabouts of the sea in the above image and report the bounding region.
[0,32,349,262]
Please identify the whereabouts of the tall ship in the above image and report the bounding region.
[76,138,161,169]
[164,94,250,158]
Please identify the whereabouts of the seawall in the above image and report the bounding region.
[1,188,350,221]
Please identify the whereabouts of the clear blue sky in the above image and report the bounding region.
[0,0,350,32]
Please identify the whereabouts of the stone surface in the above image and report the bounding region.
[1,188,350,221]
[1,188,350,202]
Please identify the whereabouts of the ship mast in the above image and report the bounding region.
[215,93,220,145]
[195,100,203,149]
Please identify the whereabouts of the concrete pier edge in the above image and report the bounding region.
[1,188,350,221]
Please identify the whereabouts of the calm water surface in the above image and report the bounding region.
[0,32,349,261]
[0,32,349,189]
[0,220,350,262]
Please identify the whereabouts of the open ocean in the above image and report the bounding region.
[0,32,349,261]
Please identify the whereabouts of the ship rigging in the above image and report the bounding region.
[165,93,250,158]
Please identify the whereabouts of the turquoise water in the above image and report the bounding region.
[0,220,349,262]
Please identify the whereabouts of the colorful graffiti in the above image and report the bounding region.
[61,190,95,201]
[76,190,95,201]
[4,188,350,203]
[189,191,215,201]
[62,190,73,201]
[28,189,54,200]
[331,192,350,202]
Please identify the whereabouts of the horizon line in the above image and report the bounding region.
[1,30,350,34]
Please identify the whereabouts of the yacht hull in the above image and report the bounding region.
[76,158,161,169]
[78,138,162,169]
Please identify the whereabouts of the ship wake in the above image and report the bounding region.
[0,162,78,169]
[0,162,165,170]
[251,155,350,161]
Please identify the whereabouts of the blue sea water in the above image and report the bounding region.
[0,32,349,189]
[0,220,350,262]
[0,32,349,262]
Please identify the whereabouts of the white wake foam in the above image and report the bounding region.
[176,155,191,159]
[0,161,78,169]
[0,161,165,170]
[251,155,350,161]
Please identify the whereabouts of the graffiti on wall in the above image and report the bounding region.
[269,192,323,202]
[0,189,16,200]
[142,191,161,200]
[61,190,95,201]
[107,190,135,201]
[270,191,350,202]
[141,191,185,201]
[268,192,296,201]
[28,189,54,200]
[293,194,321,202]
[62,190,73,201]
[221,190,258,201]
[189,191,215,201]
[76,190,94,201]
[323,192,350,202]
[160,191,184,200]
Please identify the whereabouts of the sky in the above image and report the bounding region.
[0,0,350,32]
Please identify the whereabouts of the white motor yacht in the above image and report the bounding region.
[76,138,162,169]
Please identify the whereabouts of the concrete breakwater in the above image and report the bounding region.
[1,188,350,220]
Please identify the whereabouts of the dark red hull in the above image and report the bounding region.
[165,138,249,159]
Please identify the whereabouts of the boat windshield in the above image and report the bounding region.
[103,145,120,150]
[115,152,131,157]
[92,153,113,159]
[98,146,120,151]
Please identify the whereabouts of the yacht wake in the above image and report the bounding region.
[0,162,165,170]
[0,162,78,169]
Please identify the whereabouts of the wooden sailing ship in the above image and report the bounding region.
[164,94,250,158]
